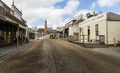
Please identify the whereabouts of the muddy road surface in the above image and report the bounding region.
[0,39,120,73]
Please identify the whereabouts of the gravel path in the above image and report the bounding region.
[0,39,120,73]
[50,40,120,73]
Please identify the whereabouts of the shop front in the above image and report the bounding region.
[0,19,18,46]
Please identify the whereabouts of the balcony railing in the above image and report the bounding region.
[0,0,27,27]
[0,6,26,27]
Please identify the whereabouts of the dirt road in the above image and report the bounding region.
[0,39,120,73]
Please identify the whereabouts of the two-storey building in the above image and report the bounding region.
[0,0,27,45]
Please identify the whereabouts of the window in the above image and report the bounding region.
[95,24,99,36]
[88,26,90,35]
[88,26,90,41]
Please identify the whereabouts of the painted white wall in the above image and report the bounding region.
[79,20,107,43]
[79,13,107,44]
[73,25,79,33]
[69,26,73,36]
[79,13,120,45]
[108,21,120,44]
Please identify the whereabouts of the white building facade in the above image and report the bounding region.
[79,12,120,45]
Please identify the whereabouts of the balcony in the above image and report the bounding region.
[0,6,26,27]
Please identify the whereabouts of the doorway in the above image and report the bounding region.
[99,35,105,44]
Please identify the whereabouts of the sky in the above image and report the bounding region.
[3,0,120,29]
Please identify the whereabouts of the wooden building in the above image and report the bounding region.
[0,0,27,46]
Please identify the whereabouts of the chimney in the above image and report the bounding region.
[44,20,47,34]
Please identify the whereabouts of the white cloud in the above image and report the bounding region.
[3,0,80,28]
[97,0,120,7]
[64,0,80,14]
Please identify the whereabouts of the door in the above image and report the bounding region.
[99,35,105,44]
[88,26,90,42]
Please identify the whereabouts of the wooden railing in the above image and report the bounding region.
[0,6,26,27]
[0,0,26,27]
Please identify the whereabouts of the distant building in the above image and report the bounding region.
[73,18,84,41]
[63,20,76,39]
[38,28,44,33]
[68,20,77,37]
[47,27,53,34]
[63,19,84,41]
[28,28,35,39]
[56,27,64,38]
[37,28,44,36]
[28,28,40,40]
[79,12,120,45]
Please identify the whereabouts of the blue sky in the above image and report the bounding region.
[4,0,120,28]
[54,0,68,9]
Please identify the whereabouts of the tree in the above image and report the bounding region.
[86,13,94,18]
[86,11,99,19]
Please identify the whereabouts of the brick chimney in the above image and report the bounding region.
[44,20,47,34]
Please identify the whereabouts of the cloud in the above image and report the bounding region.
[97,0,120,7]
[64,0,80,14]
[3,0,80,28]
[91,0,120,9]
